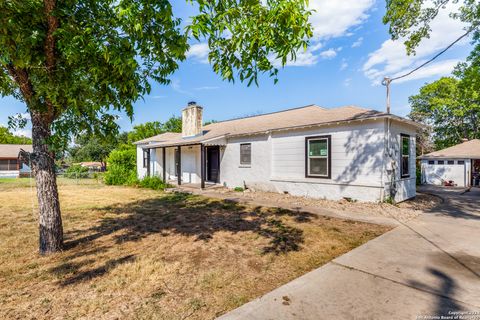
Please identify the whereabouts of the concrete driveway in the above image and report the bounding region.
[218,187,480,320]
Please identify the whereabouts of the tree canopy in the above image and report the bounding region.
[0,0,313,254]
[384,0,479,54]
[127,117,182,144]
[409,45,480,150]
[0,126,32,144]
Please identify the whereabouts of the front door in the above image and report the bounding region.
[206,146,220,183]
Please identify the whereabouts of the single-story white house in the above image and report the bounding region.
[135,102,421,202]
[420,139,480,187]
[0,144,32,178]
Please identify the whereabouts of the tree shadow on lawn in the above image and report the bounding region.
[56,193,317,286]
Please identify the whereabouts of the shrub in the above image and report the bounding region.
[64,165,90,179]
[138,176,170,190]
[104,149,137,185]
[233,187,244,192]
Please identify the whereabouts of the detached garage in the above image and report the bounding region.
[420,139,480,188]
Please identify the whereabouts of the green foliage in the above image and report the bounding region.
[234,187,244,192]
[0,126,31,144]
[409,45,480,150]
[64,165,89,179]
[69,135,116,164]
[384,0,480,54]
[104,149,137,185]
[138,176,170,190]
[0,1,312,150]
[127,117,182,144]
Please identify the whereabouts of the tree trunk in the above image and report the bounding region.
[30,112,63,254]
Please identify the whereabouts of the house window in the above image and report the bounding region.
[438,160,444,165]
[458,160,465,165]
[401,134,410,178]
[240,143,251,165]
[0,160,9,171]
[305,135,331,178]
[0,159,18,171]
[428,160,435,165]
[447,160,454,165]
[143,149,149,168]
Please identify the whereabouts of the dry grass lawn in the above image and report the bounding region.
[0,178,390,319]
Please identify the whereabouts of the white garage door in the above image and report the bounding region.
[422,159,467,187]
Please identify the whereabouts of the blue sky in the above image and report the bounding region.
[0,0,473,136]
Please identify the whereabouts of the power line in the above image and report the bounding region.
[381,23,478,114]
[390,25,477,82]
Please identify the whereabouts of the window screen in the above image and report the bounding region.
[306,136,330,178]
[240,143,251,165]
[401,134,410,178]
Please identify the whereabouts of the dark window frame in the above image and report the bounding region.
[240,143,252,166]
[458,160,465,165]
[447,160,455,165]
[400,134,410,178]
[142,149,150,168]
[438,160,445,165]
[428,160,435,165]
[305,135,332,179]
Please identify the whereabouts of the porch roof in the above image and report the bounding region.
[136,105,421,149]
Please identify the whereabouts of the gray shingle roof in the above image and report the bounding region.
[135,104,420,147]
[420,139,480,159]
[0,144,33,158]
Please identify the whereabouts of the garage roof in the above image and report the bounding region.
[0,144,33,158]
[420,139,480,159]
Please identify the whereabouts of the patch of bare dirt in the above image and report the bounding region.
[212,188,442,223]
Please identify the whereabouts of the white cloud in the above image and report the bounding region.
[320,49,337,59]
[186,43,210,64]
[170,79,191,95]
[308,0,375,40]
[363,2,469,84]
[12,128,31,138]
[344,78,352,87]
[351,37,363,48]
[392,59,461,83]
[340,59,348,70]
[194,86,220,91]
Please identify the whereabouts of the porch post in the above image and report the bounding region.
[162,147,166,183]
[200,144,205,189]
[177,146,181,185]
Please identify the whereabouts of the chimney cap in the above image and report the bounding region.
[187,101,197,106]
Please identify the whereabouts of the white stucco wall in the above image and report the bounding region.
[136,145,148,179]
[220,135,272,190]
[136,119,418,202]
[0,170,20,178]
[421,159,470,187]
[385,121,417,203]
[218,120,417,202]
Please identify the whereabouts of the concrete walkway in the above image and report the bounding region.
[218,187,480,320]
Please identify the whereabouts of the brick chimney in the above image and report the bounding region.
[182,101,203,138]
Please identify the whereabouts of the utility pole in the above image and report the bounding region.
[382,77,391,114]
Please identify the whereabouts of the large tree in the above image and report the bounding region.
[384,0,479,54]
[0,1,312,254]
[409,45,480,150]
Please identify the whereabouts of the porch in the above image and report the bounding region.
[142,143,223,189]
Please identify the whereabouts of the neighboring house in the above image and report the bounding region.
[420,139,480,188]
[135,102,420,202]
[77,161,104,172]
[0,144,32,178]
